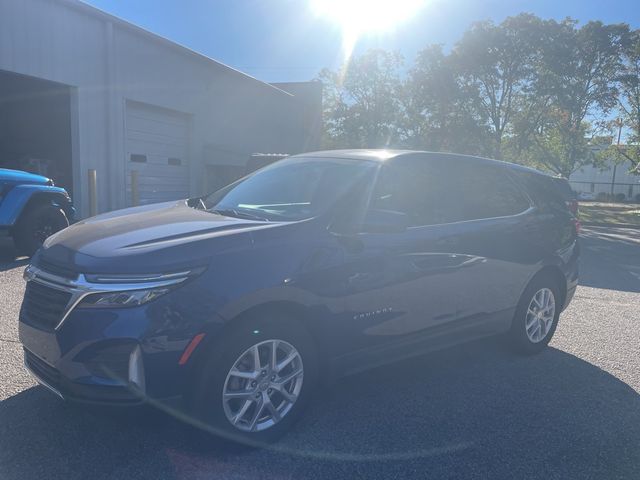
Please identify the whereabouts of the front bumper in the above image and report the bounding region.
[19,303,186,406]
[18,267,218,406]
[23,346,145,405]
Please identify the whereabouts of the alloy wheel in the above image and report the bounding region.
[525,287,556,343]
[222,339,304,432]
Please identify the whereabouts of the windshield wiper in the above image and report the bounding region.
[209,208,269,222]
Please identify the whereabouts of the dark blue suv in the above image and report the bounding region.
[18,150,579,443]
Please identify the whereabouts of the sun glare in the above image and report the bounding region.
[311,0,426,57]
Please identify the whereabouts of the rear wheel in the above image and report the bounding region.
[509,275,561,354]
[13,204,69,256]
[191,316,318,445]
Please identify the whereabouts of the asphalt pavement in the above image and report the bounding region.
[0,226,638,480]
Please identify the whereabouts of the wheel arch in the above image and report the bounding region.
[5,187,72,230]
[185,300,331,398]
[21,191,73,217]
[524,265,567,309]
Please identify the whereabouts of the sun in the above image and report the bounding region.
[311,0,426,57]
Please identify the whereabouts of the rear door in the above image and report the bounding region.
[334,158,534,368]
[431,162,536,326]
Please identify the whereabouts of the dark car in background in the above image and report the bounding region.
[18,150,579,444]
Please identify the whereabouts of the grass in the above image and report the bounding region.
[578,202,640,227]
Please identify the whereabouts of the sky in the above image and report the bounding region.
[84,0,640,83]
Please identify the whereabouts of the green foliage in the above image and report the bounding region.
[318,49,403,148]
[318,16,636,176]
[400,45,490,154]
[451,14,543,159]
[609,30,640,173]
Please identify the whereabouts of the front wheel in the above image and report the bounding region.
[191,317,318,445]
[13,204,69,256]
[509,275,562,354]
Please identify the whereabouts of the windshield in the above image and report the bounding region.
[203,157,376,221]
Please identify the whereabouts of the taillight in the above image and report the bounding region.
[566,200,578,215]
[574,218,581,235]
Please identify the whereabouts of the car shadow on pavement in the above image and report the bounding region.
[579,227,640,293]
[0,338,638,480]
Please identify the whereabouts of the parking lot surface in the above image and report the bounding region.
[0,226,639,479]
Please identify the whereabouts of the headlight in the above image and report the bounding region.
[78,287,173,308]
[77,268,205,309]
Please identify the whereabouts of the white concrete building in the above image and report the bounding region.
[569,155,640,201]
[0,0,322,216]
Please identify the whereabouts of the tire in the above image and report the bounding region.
[13,204,69,257]
[509,274,562,354]
[190,314,318,446]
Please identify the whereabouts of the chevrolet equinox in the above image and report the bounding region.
[19,150,579,443]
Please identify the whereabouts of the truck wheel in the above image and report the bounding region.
[13,204,69,256]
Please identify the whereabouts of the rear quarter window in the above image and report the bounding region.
[513,171,568,213]
[551,178,576,200]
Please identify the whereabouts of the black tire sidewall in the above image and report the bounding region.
[191,316,318,445]
[14,204,69,256]
[510,275,562,354]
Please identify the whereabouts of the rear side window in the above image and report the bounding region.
[513,171,568,213]
[370,159,530,226]
[551,178,576,200]
[450,165,531,221]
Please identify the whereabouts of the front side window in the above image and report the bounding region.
[204,157,376,221]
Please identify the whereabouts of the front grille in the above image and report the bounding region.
[21,281,72,330]
[36,257,79,280]
[24,349,60,388]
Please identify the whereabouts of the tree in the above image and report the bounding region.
[318,49,403,148]
[528,20,631,176]
[316,17,632,177]
[400,45,490,155]
[610,29,640,173]
[451,14,542,159]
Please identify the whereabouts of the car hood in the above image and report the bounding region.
[36,200,280,274]
[0,168,50,186]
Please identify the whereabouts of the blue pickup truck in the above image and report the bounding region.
[0,169,74,256]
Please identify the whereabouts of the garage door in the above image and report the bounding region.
[125,101,190,206]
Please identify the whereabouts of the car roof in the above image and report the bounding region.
[297,149,551,176]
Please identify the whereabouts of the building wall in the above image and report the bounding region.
[569,159,640,200]
[271,82,323,153]
[0,0,317,216]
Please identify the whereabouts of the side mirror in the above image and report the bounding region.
[361,209,409,234]
[187,197,206,209]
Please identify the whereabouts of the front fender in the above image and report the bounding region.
[0,185,74,227]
